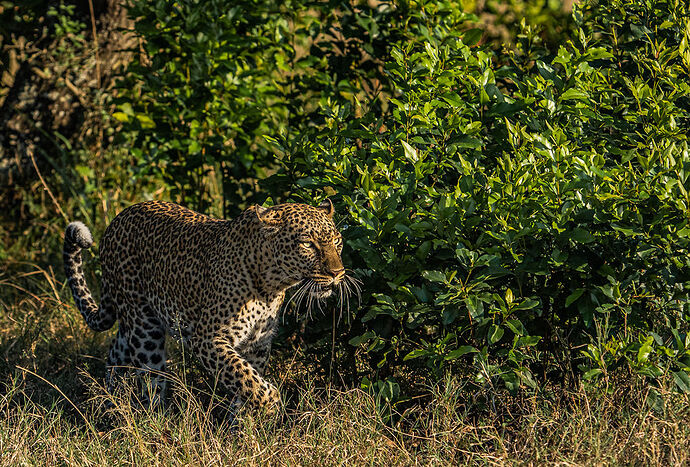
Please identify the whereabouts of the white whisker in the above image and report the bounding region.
[283,279,311,323]
[283,270,362,327]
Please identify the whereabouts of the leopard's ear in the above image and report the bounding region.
[253,205,281,226]
[317,198,334,218]
[254,205,268,222]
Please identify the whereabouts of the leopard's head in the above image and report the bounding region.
[253,200,359,303]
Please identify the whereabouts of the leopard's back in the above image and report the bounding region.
[99,201,226,322]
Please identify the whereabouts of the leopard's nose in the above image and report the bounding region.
[329,267,345,281]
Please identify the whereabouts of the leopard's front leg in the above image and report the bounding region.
[193,332,280,411]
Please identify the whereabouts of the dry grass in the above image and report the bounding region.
[1,267,689,466]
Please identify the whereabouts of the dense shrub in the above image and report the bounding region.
[267,0,690,399]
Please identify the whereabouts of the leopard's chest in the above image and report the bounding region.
[234,297,282,349]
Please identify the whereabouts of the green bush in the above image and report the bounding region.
[268,0,690,399]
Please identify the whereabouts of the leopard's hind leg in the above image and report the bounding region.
[109,302,167,408]
[106,325,132,394]
[127,310,168,408]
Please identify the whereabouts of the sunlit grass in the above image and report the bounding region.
[1,267,689,465]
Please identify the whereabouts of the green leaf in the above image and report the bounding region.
[442,92,464,108]
[442,307,458,325]
[462,28,483,46]
[422,270,446,283]
[135,114,156,129]
[112,112,129,122]
[673,371,690,393]
[560,88,589,101]
[583,47,614,60]
[75,165,94,178]
[488,325,504,345]
[514,299,539,311]
[445,346,478,360]
[505,288,514,304]
[501,371,520,392]
[570,228,594,244]
[637,336,654,364]
[465,296,484,319]
[401,141,418,162]
[505,319,525,335]
[391,47,404,64]
[565,288,585,307]
[348,331,375,347]
[517,335,541,347]
[416,240,432,260]
[403,348,430,361]
[454,136,482,149]
[394,223,412,235]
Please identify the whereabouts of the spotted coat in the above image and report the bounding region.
[63,200,346,411]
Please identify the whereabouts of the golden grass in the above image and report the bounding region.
[1,267,689,466]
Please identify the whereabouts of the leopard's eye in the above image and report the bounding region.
[300,240,315,249]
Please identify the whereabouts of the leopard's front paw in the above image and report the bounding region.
[261,383,281,414]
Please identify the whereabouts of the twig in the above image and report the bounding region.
[330,303,336,382]
[87,0,101,88]
[28,146,69,223]
[63,76,88,107]
[279,348,300,388]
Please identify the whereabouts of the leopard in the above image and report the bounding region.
[62,199,357,412]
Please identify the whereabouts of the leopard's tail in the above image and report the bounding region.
[63,221,116,332]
